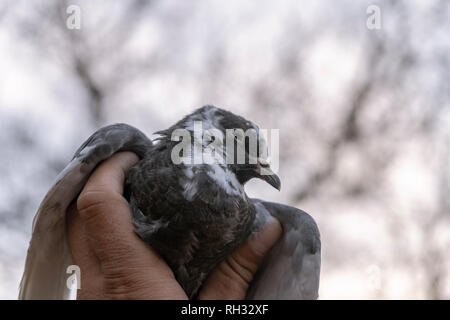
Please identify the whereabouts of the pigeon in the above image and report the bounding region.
[19,105,321,299]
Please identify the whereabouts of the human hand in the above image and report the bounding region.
[67,152,282,299]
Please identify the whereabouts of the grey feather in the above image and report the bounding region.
[19,106,321,300]
[246,200,321,299]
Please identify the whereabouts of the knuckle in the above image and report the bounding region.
[101,267,157,299]
[209,252,257,297]
[226,253,255,285]
[102,273,135,299]
[77,190,124,224]
[77,189,119,215]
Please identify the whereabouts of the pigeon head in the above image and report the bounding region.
[214,108,281,191]
[161,105,281,191]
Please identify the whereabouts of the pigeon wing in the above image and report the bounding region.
[246,199,321,300]
[19,123,152,299]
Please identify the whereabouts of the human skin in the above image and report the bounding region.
[66,152,282,299]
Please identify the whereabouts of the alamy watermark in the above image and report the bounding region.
[366,5,381,30]
[66,264,81,290]
[366,264,382,291]
[170,121,279,175]
[66,5,81,30]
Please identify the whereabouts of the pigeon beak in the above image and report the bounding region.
[256,158,281,191]
[261,171,281,191]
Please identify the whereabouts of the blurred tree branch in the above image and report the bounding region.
[13,0,155,124]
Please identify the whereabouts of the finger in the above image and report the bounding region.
[198,216,282,300]
[81,151,140,196]
[66,202,103,299]
[76,152,143,265]
[76,152,175,276]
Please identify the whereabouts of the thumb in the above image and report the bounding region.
[197,216,282,300]
[76,152,144,264]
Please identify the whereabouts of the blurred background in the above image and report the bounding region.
[1,0,449,299]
